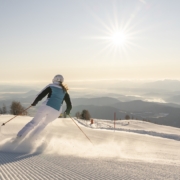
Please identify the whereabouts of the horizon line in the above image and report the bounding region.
[0,78,180,84]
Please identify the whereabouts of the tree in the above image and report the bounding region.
[1,104,7,114]
[125,114,130,120]
[10,101,27,115]
[81,109,91,120]
[75,112,80,119]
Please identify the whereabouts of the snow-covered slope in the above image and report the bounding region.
[77,119,180,141]
[0,115,180,180]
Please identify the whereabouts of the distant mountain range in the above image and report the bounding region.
[70,97,180,128]
[1,91,180,128]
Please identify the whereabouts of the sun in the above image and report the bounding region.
[111,31,127,46]
[88,1,143,56]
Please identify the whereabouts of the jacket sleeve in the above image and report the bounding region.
[32,86,51,106]
[63,93,72,113]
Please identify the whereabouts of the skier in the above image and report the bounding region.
[16,74,72,139]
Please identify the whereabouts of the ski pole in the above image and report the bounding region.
[1,105,32,126]
[68,115,94,145]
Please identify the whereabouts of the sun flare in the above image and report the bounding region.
[89,1,143,56]
[111,32,126,46]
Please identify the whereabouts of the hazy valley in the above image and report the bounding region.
[1,79,180,128]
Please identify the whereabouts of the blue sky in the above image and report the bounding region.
[1,0,180,83]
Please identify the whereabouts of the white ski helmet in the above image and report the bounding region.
[52,74,64,84]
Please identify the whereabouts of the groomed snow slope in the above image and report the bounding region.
[0,115,180,180]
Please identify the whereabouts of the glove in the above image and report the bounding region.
[64,110,70,115]
[31,100,38,106]
[31,102,37,106]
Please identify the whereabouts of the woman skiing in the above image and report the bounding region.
[16,74,72,139]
